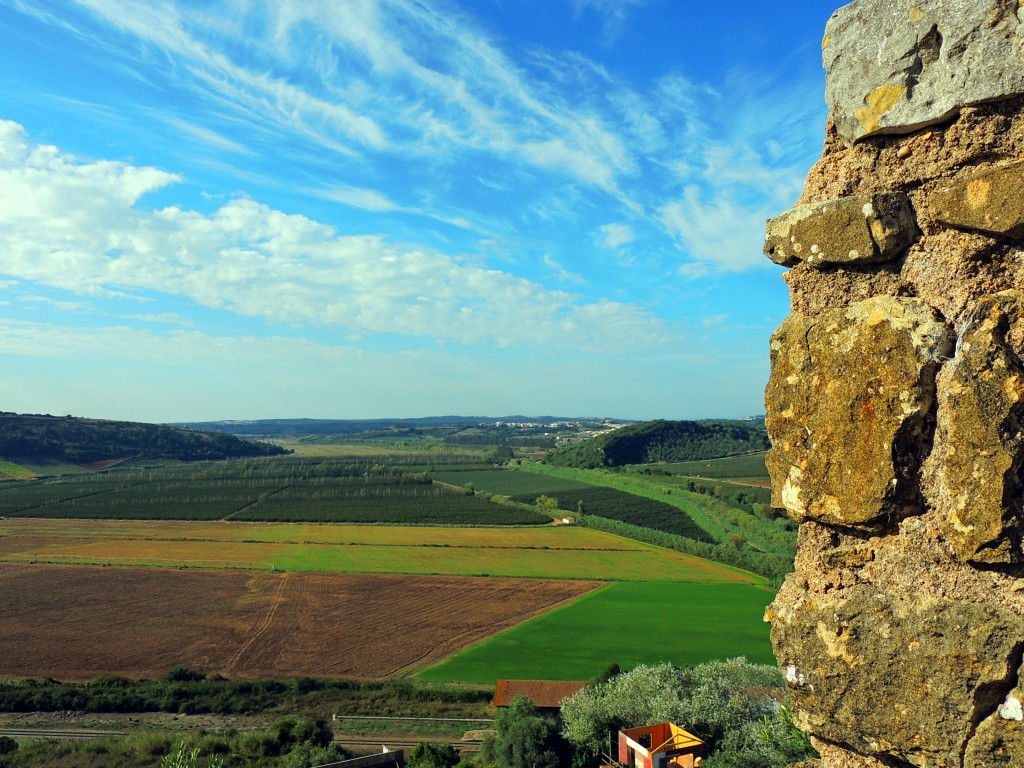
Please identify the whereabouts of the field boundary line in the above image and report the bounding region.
[393,581,608,678]
[222,482,294,520]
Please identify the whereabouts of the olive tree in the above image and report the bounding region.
[560,659,815,768]
[480,696,568,768]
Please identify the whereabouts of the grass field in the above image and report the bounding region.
[658,452,770,482]
[0,460,35,480]
[0,519,761,583]
[433,468,713,542]
[416,581,776,683]
[431,469,595,496]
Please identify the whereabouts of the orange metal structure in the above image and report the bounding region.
[617,722,705,768]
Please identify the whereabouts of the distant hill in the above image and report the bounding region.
[174,416,624,438]
[0,412,289,464]
[544,419,770,468]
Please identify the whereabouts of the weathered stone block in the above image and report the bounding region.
[964,664,1024,768]
[924,292,1024,564]
[770,582,1024,767]
[764,192,917,268]
[824,0,1024,143]
[932,162,1024,241]
[765,296,952,525]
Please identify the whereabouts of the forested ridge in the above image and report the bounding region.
[545,419,769,468]
[0,412,288,464]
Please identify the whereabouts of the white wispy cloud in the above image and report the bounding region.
[543,255,586,285]
[0,120,667,353]
[659,186,775,272]
[597,223,635,251]
[32,0,636,193]
[314,185,401,213]
[571,0,653,41]
[160,116,254,155]
[5,0,824,282]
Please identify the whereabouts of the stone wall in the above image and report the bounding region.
[764,2,1024,767]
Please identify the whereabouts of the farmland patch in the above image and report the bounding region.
[0,460,549,526]
[0,563,601,681]
[0,519,759,583]
[417,581,776,683]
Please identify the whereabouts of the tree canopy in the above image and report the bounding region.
[0,412,288,463]
[545,420,768,469]
[560,659,814,768]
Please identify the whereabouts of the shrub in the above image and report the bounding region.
[560,659,816,768]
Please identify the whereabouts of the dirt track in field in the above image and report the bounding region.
[0,563,601,680]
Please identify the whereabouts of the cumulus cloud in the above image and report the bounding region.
[0,120,667,353]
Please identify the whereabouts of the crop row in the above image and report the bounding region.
[0,465,549,526]
[429,469,594,496]
[233,494,546,525]
[512,486,713,542]
[658,452,770,481]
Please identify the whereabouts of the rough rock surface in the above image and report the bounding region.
[924,292,1024,564]
[765,1,1024,766]
[824,0,1024,144]
[764,192,918,267]
[932,162,1024,241]
[765,297,951,525]
[963,666,1024,767]
[771,582,1024,767]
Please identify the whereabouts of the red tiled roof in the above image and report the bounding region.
[493,679,588,708]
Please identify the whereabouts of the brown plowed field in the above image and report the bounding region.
[0,563,601,680]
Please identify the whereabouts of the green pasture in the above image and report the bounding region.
[416,581,777,683]
[271,540,756,582]
[659,452,770,482]
[0,460,35,480]
[430,469,594,496]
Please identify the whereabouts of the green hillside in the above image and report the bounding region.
[545,419,769,468]
[0,412,289,465]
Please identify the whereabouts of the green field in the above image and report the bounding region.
[0,518,761,584]
[433,468,713,542]
[431,469,594,496]
[417,581,776,682]
[0,459,36,480]
[659,452,770,482]
[0,453,785,683]
[0,459,549,526]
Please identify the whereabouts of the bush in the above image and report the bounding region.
[481,697,568,768]
[560,659,816,768]
[407,741,460,768]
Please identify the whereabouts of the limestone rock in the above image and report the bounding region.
[964,663,1024,768]
[932,162,1024,240]
[823,0,1024,143]
[765,296,953,525]
[764,192,918,268]
[770,582,1024,767]
[924,292,1024,564]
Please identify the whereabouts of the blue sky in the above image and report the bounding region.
[0,0,837,422]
